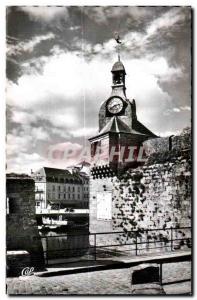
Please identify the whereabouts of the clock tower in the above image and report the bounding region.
[89,57,158,177]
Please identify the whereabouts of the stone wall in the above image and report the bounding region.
[111,153,191,250]
[143,127,191,153]
[89,127,192,250]
[6,175,45,272]
[89,176,113,233]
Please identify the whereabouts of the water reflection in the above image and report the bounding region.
[40,229,89,260]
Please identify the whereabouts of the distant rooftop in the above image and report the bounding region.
[6,173,33,180]
[33,167,89,182]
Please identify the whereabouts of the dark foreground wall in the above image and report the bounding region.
[6,175,45,272]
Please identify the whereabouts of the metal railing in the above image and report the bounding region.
[39,226,191,266]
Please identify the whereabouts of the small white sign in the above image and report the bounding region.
[97,192,112,220]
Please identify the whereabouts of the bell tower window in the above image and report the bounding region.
[113,73,124,85]
[111,59,126,97]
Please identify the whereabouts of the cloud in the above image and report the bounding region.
[11,110,38,125]
[7,33,55,56]
[164,105,191,116]
[83,6,153,25]
[82,6,190,73]
[50,127,71,139]
[31,127,50,141]
[7,125,50,159]
[69,26,81,31]
[7,49,108,133]
[70,127,98,138]
[19,7,69,23]
[146,7,186,36]
[159,130,181,137]
[46,141,83,168]
[47,110,79,129]
[7,51,85,110]
[6,124,51,174]
[6,132,33,156]
[173,108,181,112]
[6,6,191,173]
[180,106,191,111]
[7,152,48,174]
[7,42,185,135]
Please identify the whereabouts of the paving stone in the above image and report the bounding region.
[6,262,191,295]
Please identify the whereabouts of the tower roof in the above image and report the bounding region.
[99,116,131,135]
[111,60,126,73]
[132,119,158,138]
[89,115,158,142]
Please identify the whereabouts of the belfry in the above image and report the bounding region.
[89,57,158,177]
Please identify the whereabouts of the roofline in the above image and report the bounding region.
[88,130,158,142]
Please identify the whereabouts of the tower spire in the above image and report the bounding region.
[114,32,122,61]
[118,48,120,61]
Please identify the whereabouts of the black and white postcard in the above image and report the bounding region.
[5,5,192,296]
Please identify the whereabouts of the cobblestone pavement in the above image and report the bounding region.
[6,262,191,295]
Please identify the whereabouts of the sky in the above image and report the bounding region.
[6,6,192,174]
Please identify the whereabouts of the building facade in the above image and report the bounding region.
[32,167,89,210]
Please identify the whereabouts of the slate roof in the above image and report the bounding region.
[6,173,32,180]
[89,116,158,141]
[44,167,71,177]
[99,116,131,135]
[132,119,158,138]
[111,60,126,73]
[43,167,83,181]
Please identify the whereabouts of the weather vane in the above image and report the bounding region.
[114,32,122,61]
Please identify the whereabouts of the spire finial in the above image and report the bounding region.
[114,32,122,61]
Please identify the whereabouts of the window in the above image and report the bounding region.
[78,187,80,192]
[58,194,61,199]
[73,186,75,192]
[64,194,66,199]
[68,194,70,199]
[36,202,41,207]
[64,186,66,192]
[52,185,55,191]
[78,194,80,199]
[58,186,61,191]
[68,186,70,191]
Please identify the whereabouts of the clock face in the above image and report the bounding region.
[107,97,123,114]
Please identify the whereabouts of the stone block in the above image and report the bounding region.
[131,264,160,284]
[7,250,31,277]
[130,264,165,295]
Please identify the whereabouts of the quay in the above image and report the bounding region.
[7,250,192,295]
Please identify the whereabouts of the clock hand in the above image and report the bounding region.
[112,104,120,109]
